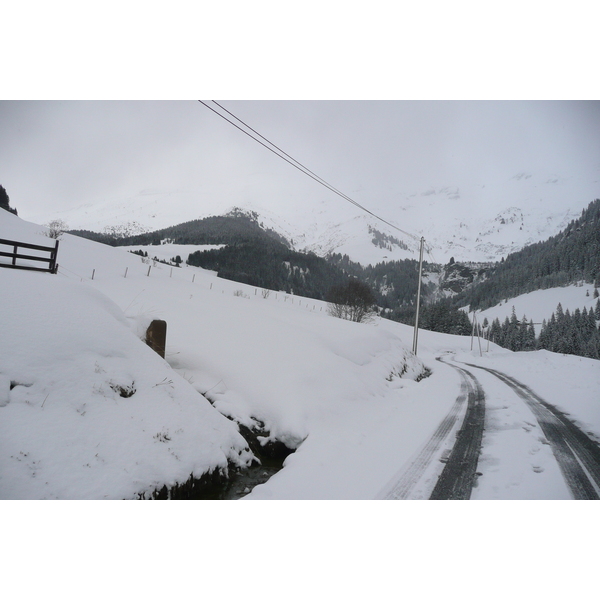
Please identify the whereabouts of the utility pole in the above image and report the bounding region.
[412,236,425,355]
[475,314,483,357]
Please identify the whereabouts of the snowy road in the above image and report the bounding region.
[458,360,600,500]
[380,358,485,500]
[382,354,600,500]
[429,359,485,499]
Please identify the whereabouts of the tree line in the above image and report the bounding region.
[187,238,350,300]
[388,299,472,336]
[327,252,430,309]
[485,299,600,359]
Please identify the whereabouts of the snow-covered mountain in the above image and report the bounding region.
[38,167,599,266]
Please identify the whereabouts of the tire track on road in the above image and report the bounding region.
[459,361,600,500]
[380,356,486,500]
[380,372,469,499]
[429,360,486,500]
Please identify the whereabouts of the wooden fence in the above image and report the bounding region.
[0,237,59,274]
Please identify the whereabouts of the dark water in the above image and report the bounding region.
[218,457,286,500]
[145,453,288,500]
[144,421,294,500]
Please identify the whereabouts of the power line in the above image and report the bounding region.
[211,100,331,190]
[198,100,422,244]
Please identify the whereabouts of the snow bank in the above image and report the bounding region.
[0,263,252,499]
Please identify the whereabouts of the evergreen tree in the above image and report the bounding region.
[0,184,17,215]
[585,307,597,336]
[500,316,510,349]
[506,307,521,351]
[490,318,502,346]
[573,308,583,339]
[584,331,600,359]
[547,313,558,352]
[524,318,536,351]
[517,315,528,351]
[538,319,550,350]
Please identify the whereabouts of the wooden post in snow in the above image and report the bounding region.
[146,320,167,359]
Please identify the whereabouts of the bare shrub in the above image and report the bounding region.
[43,219,68,239]
[326,279,376,323]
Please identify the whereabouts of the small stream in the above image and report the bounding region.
[144,422,295,500]
[217,456,286,499]
[219,423,294,499]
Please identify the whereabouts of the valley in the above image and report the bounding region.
[1,206,599,500]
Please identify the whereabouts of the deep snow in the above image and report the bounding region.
[1,209,599,500]
[477,283,599,334]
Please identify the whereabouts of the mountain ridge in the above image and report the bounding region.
[31,166,599,266]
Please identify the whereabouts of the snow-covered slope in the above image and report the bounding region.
[2,210,599,500]
[33,167,599,265]
[0,210,426,499]
[476,283,599,335]
[0,215,254,499]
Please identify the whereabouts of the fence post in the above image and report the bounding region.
[51,240,59,273]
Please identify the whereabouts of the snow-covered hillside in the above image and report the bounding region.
[477,283,599,335]
[32,167,599,265]
[0,210,426,499]
[2,210,599,500]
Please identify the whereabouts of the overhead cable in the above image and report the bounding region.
[198,100,422,244]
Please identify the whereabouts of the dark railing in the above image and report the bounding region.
[0,237,59,274]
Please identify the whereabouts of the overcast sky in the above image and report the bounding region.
[1,100,599,226]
